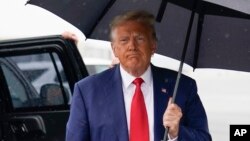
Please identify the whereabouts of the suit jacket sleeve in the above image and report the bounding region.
[177,79,212,141]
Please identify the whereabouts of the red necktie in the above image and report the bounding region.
[130,78,149,141]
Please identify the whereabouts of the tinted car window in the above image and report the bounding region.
[1,62,28,108]
[1,52,71,109]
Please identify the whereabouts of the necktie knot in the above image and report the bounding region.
[133,77,144,87]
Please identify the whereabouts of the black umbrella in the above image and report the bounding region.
[27,0,250,140]
[27,0,250,72]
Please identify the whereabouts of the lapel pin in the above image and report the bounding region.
[161,88,167,93]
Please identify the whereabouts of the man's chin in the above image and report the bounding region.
[128,61,140,67]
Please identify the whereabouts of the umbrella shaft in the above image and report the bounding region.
[161,127,169,141]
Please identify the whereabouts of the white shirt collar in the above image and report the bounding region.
[120,65,152,89]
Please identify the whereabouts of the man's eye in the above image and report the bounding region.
[138,37,144,40]
[120,38,128,43]
[136,36,145,42]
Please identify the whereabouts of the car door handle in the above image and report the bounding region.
[10,115,46,139]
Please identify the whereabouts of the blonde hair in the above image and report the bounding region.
[109,10,157,41]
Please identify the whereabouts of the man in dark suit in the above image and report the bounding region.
[66,10,211,141]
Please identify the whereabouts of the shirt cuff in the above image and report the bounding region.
[168,134,178,141]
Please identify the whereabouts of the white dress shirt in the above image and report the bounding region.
[120,65,177,141]
[120,65,154,141]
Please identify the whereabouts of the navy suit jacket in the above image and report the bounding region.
[66,64,212,141]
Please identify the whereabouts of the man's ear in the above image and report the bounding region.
[151,41,157,55]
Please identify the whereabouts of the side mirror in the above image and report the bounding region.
[40,84,68,106]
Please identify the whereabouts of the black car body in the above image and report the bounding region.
[0,36,89,141]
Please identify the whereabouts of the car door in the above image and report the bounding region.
[0,36,88,141]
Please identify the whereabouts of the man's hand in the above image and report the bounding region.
[163,97,182,139]
[62,31,78,44]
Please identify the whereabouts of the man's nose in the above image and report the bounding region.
[128,38,137,50]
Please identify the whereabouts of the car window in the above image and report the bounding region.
[1,63,28,108]
[54,70,67,83]
[0,52,72,109]
[22,68,48,82]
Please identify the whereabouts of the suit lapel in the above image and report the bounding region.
[151,65,175,141]
[103,65,129,141]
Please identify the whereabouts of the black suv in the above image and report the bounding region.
[0,36,91,141]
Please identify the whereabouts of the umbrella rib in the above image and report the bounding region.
[193,12,204,70]
[156,0,168,22]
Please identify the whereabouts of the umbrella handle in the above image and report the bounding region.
[161,127,169,141]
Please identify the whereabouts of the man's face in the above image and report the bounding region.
[111,21,156,76]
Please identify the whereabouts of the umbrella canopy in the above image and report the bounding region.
[27,0,250,73]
